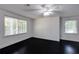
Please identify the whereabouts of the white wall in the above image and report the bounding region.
[0,10,33,49]
[33,16,60,41]
[61,17,79,42]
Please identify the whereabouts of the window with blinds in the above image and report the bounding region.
[5,16,27,36]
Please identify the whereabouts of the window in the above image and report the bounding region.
[65,20,77,33]
[5,16,27,36]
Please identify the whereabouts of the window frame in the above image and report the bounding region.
[64,20,78,34]
[4,16,27,36]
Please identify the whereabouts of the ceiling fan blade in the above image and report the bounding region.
[23,9,42,11]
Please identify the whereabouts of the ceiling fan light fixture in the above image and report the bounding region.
[42,5,54,16]
[43,11,52,16]
[48,9,53,12]
[43,8,47,12]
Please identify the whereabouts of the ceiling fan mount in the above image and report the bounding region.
[25,4,30,6]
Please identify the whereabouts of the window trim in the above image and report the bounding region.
[64,20,78,34]
[4,16,27,36]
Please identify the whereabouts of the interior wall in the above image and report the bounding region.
[33,16,60,41]
[0,8,60,49]
[61,17,79,42]
[0,10,33,49]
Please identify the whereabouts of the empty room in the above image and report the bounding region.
[0,4,79,54]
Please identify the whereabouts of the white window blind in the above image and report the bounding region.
[5,16,27,36]
[65,20,77,33]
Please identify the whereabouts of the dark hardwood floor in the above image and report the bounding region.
[0,38,79,54]
[60,40,79,54]
[0,37,59,54]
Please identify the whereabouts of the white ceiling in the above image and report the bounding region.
[0,4,79,19]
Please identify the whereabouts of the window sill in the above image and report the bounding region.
[4,32,27,37]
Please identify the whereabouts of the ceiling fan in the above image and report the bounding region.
[24,4,61,16]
